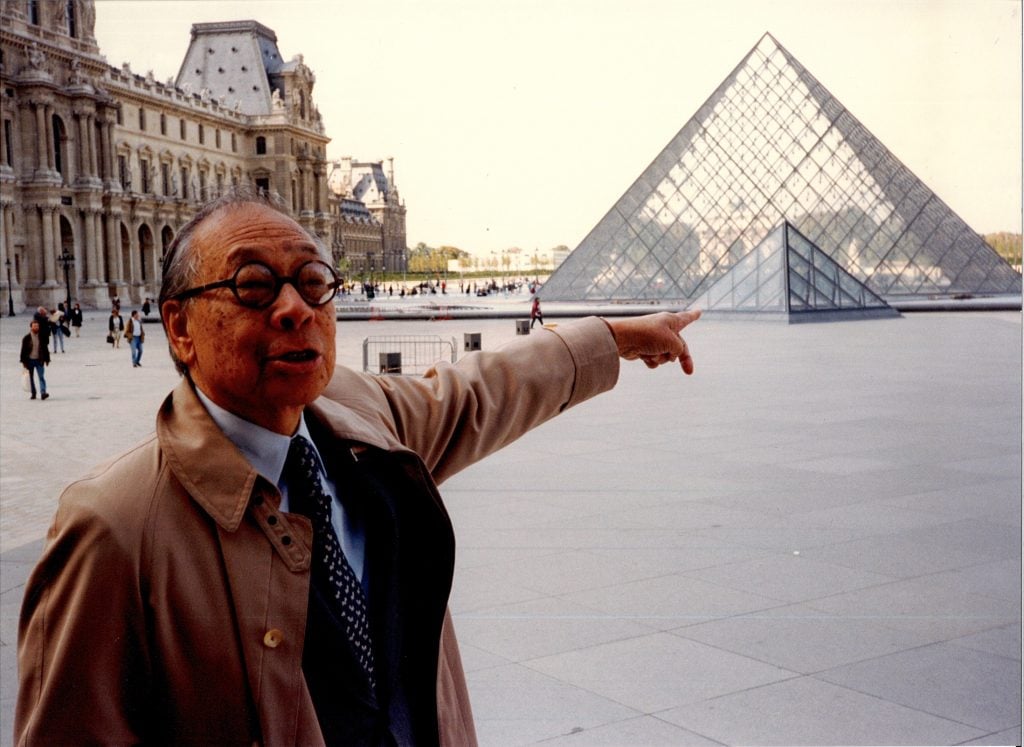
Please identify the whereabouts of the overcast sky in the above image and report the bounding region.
[94,0,1022,256]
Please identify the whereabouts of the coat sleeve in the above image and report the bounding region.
[15,486,152,744]
[370,316,619,483]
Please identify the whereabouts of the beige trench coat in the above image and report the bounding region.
[16,318,619,745]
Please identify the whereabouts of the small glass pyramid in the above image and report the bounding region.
[541,33,1021,303]
[688,221,900,322]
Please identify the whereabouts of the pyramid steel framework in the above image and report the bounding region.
[687,221,900,322]
[541,34,1022,303]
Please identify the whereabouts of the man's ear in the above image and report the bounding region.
[161,300,197,368]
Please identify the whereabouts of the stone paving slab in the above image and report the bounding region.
[1,308,1021,745]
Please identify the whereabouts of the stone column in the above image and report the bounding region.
[40,206,56,284]
[123,224,135,286]
[0,202,8,268]
[93,210,105,283]
[105,213,120,283]
[101,118,117,189]
[33,103,48,174]
[314,165,324,213]
[84,208,98,283]
[74,111,87,179]
[86,113,98,177]
[44,104,56,172]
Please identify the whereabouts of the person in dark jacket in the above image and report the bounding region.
[20,320,51,400]
[69,303,84,337]
[32,307,51,350]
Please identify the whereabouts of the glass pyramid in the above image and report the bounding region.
[541,34,1022,303]
[688,221,899,322]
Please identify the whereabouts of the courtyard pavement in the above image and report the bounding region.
[0,299,1020,745]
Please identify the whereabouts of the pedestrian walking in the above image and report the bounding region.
[530,295,545,328]
[70,302,84,337]
[19,319,51,400]
[50,305,66,353]
[32,306,51,351]
[108,308,124,348]
[142,298,152,317]
[125,309,145,367]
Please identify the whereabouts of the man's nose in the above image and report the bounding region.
[270,281,315,330]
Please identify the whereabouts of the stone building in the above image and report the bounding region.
[335,196,381,279]
[0,0,406,311]
[328,157,407,276]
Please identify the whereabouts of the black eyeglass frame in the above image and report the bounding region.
[170,260,341,310]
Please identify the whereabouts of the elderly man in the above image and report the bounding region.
[16,190,700,746]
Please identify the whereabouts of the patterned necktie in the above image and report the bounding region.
[286,435,376,690]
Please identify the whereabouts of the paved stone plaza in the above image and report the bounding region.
[1,304,1020,745]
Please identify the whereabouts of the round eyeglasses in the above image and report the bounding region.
[171,260,341,310]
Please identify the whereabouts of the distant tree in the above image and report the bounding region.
[407,242,435,273]
[984,232,1022,269]
[406,243,470,274]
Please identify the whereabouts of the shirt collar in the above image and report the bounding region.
[195,388,316,489]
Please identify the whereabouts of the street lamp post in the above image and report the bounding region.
[5,258,14,316]
[58,250,75,311]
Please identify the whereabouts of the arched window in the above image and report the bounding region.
[138,224,154,281]
[256,136,266,155]
[28,0,39,25]
[66,0,76,37]
[51,114,66,179]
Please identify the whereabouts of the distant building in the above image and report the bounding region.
[328,158,407,275]
[0,1,406,310]
[335,197,381,278]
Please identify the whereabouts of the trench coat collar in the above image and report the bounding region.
[156,376,406,533]
[157,380,262,532]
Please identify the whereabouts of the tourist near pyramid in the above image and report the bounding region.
[541,33,1021,304]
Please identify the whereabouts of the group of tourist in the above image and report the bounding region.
[18,299,151,400]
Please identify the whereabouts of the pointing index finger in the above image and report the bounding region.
[676,309,701,325]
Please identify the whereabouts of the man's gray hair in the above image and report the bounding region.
[158,186,330,376]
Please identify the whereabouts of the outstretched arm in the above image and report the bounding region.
[605,310,701,374]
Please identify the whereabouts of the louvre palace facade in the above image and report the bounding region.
[0,0,406,312]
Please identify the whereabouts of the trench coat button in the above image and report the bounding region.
[263,629,284,648]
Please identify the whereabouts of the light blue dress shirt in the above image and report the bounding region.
[195,388,366,581]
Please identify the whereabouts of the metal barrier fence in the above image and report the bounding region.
[362,335,458,375]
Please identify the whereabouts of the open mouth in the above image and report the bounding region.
[277,349,318,363]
